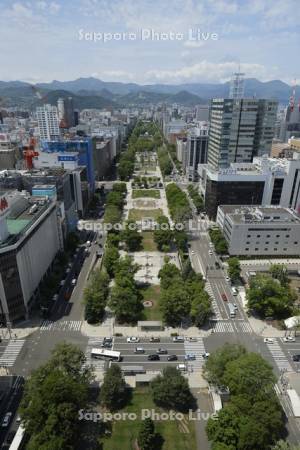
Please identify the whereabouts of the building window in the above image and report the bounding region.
[274,248,278,251]
[265,241,269,244]
[255,248,258,251]
[247,235,251,238]
[294,242,298,244]
[246,242,250,244]
[266,235,270,237]
[283,248,287,251]
[276,235,280,237]
[245,248,249,251]
[286,235,290,238]
[264,248,268,251]
[257,235,261,237]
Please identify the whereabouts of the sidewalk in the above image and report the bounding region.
[1,318,41,340]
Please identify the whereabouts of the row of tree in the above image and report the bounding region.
[158,260,212,327]
[103,182,127,226]
[187,184,204,213]
[204,344,286,450]
[165,183,192,223]
[157,147,173,176]
[208,227,228,254]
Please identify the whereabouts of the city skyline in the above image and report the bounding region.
[0,0,299,85]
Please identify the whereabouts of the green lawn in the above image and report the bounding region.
[141,284,162,321]
[129,209,163,221]
[102,388,197,450]
[132,189,161,199]
[141,231,157,251]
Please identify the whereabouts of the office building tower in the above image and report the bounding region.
[36,104,60,140]
[207,98,277,169]
[185,124,208,181]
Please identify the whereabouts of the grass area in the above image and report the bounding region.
[141,284,162,321]
[102,388,197,450]
[132,189,161,199]
[129,208,163,221]
[140,231,157,251]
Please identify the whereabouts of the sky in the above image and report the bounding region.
[0,0,299,85]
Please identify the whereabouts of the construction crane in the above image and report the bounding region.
[23,137,39,170]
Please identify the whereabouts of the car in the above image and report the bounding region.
[86,240,91,247]
[127,336,140,343]
[191,250,195,255]
[156,348,168,354]
[221,293,228,302]
[52,294,58,302]
[71,278,77,286]
[215,261,220,269]
[185,353,196,360]
[225,276,231,283]
[176,364,186,371]
[208,250,213,255]
[231,287,238,296]
[60,279,65,286]
[283,336,296,342]
[65,267,71,274]
[149,337,160,342]
[148,354,160,361]
[209,242,214,247]
[101,341,112,348]
[16,415,21,423]
[233,303,238,310]
[68,262,73,268]
[202,352,210,359]
[6,431,15,444]
[97,251,103,258]
[173,336,184,342]
[102,337,112,344]
[292,354,300,362]
[1,412,12,427]
[134,347,145,354]
[167,355,178,361]
[264,338,274,344]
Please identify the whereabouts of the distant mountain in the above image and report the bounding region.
[1,77,300,107]
[37,89,117,110]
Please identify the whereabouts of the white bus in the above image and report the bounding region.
[91,348,121,362]
[228,303,236,318]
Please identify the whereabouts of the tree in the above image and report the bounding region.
[247,274,296,318]
[160,281,191,326]
[103,205,122,226]
[209,228,228,255]
[20,343,91,450]
[150,366,194,412]
[227,257,241,283]
[273,441,300,450]
[158,262,181,290]
[153,216,173,251]
[223,352,276,398]
[84,269,109,323]
[103,245,119,277]
[121,221,142,251]
[203,343,247,386]
[100,365,128,411]
[270,264,289,286]
[138,418,156,450]
[190,290,212,327]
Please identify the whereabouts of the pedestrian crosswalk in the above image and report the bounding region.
[211,321,235,333]
[184,338,206,370]
[84,337,106,371]
[266,339,292,372]
[0,339,25,367]
[238,321,253,333]
[40,320,83,332]
[205,281,221,319]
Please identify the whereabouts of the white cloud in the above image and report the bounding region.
[183,40,205,49]
[49,2,61,14]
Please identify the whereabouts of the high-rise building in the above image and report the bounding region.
[207,98,277,169]
[64,97,75,128]
[36,104,60,140]
[279,104,300,142]
[185,124,209,181]
[229,72,245,99]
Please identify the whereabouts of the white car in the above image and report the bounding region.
[71,278,77,286]
[185,353,196,360]
[202,352,210,359]
[264,338,274,344]
[173,336,184,342]
[60,280,65,286]
[191,250,195,255]
[86,240,91,247]
[52,294,58,302]
[127,336,140,343]
[208,250,213,255]
[283,336,296,342]
[1,412,12,428]
[225,276,231,282]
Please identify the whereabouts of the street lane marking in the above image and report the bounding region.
[0,339,25,367]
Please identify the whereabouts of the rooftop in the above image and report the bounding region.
[219,205,300,225]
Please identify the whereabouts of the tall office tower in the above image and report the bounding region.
[36,104,60,140]
[64,97,75,128]
[185,124,209,181]
[207,98,277,169]
[195,104,209,121]
[229,72,245,99]
[57,98,65,121]
[279,105,300,142]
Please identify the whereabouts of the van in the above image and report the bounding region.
[176,364,186,371]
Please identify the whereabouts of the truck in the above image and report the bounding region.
[228,302,236,318]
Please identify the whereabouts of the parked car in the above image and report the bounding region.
[167,355,178,361]
[127,336,140,343]
[292,354,300,362]
[173,336,184,342]
[156,348,168,354]
[148,354,160,361]
[149,337,160,342]
[191,250,195,255]
[202,352,210,359]
[264,338,274,344]
[1,412,12,428]
[221,293,228,302]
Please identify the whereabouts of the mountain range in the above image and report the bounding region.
[0,77,299,109]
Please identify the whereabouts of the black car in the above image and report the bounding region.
[215,261,220,269]
[292,354,300,362]
[167,355,178,361]
[101,337,112,348]
[148,354,160,361]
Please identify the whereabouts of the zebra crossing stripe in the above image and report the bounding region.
[83,337,107,371]
[211,322,235,333]
[184,338,206,369]
[40,320,82,331]
[0,340,25,367]
[266,340,292,372]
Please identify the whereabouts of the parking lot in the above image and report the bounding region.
[111,337,207,372]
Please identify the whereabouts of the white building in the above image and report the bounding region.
[0,190,62,323]
[216,205,300,256]
[36,104,60,140]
